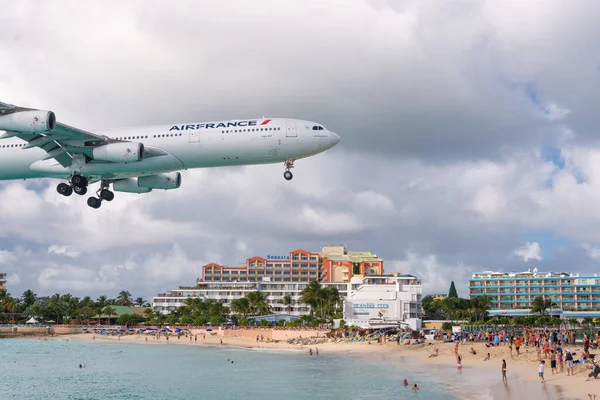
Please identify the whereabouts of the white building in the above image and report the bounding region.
[152,279,349,315]
[343,275,422,330]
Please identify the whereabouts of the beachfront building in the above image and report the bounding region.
[0,273,6,291]
[151,273,417,318]
[153,279,349,315]
[469,270,600,311]
[343,274,422,330]
[202,245,384,283]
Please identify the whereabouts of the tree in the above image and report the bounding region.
[230,298,251,317]
[422,295,446,320]
[134,297,145,307]
[21,290,37,308]
[116,291,133,306]
[246,291,269,316]
[282,295,293,314]
[448,281,458,298]
[531,296,555,316]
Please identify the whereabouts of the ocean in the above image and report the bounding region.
[0,338,572,399]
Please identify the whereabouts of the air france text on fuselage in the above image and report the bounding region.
[170,119,271,131]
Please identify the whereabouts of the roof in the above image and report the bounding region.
[92,306,136,319]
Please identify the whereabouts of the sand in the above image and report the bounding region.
[46,331,599,399]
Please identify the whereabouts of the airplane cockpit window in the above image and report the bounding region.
[312,125,324,130]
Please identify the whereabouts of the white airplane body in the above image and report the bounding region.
[0,102,340,208]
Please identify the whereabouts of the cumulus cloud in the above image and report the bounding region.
[0,1,600,300]
[514,242,543,262]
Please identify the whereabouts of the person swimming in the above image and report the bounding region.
[412,384,419,391]
[403,379,408,386]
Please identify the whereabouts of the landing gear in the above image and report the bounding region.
[73,185,87,195]
[56,183,73,196]
[86,180,114,209]
[87,197,101,209]
[99,188,114,201]
[283,159,295,181]
[71,174,88,187]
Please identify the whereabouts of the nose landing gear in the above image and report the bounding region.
[283,159,294,181]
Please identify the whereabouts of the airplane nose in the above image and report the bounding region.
[330,132,340,146]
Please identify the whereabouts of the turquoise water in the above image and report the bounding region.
[0,338,463,400]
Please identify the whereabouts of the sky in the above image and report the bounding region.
[2,0,600,300]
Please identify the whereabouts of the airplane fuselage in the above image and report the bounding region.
[0,118,340,180]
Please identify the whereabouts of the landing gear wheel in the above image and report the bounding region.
[283,170,293,181]
[57,183,72,196]
[73,185,88,196]
[71,175,87,187]
[87,197,101,209]
[100,189,114,201]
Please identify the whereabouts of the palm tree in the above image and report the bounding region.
[531,296,555,316]
[96,295,108,309]
[134,297,145,307]
[300,281,322,317]
[116,291,133,306]
[282,294,293,314]
[21,290,37,308]
[246,291,269,316]
[230,297,251,317]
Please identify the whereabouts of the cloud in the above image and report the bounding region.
[514,242,543,262]
[47,245,80,258]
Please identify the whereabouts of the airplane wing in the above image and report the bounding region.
[0,102,166,167]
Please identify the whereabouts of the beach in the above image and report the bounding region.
[50,329,599,399]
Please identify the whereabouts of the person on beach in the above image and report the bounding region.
[565,349,574,376]
[550,350,557,374]
[470,348,476,355]
[501,359,507,383]
[456,354,462,372]
[558,349,564,373]
[538,360,546,383]
[515,336,521,354]
[484,353,490,361]
[429,348,439,358]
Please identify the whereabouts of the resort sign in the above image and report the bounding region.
[266,255,290,260]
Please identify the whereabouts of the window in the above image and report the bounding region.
[312,126,324,130]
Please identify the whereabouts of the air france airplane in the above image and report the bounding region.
[0,101,340,209]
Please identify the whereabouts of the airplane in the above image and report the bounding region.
[0,101,340,209]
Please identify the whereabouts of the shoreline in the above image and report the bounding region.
[28,332,596,399]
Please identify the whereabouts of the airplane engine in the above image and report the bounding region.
[0,110,56,133]
[138,172,181,190]
[112,178,152,193]
[93,142,144,163]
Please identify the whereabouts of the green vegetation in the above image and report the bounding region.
[448,281,458,298]
[0,280,338,327]
[0,289,149,324]
[299,280,342,319]
[531,296,556,316]
[422,294,491,322]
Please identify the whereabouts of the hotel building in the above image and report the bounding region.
[152,273,422,329]
[469,270,600,311]
[0,273,5,291]
[202,245,384,283]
